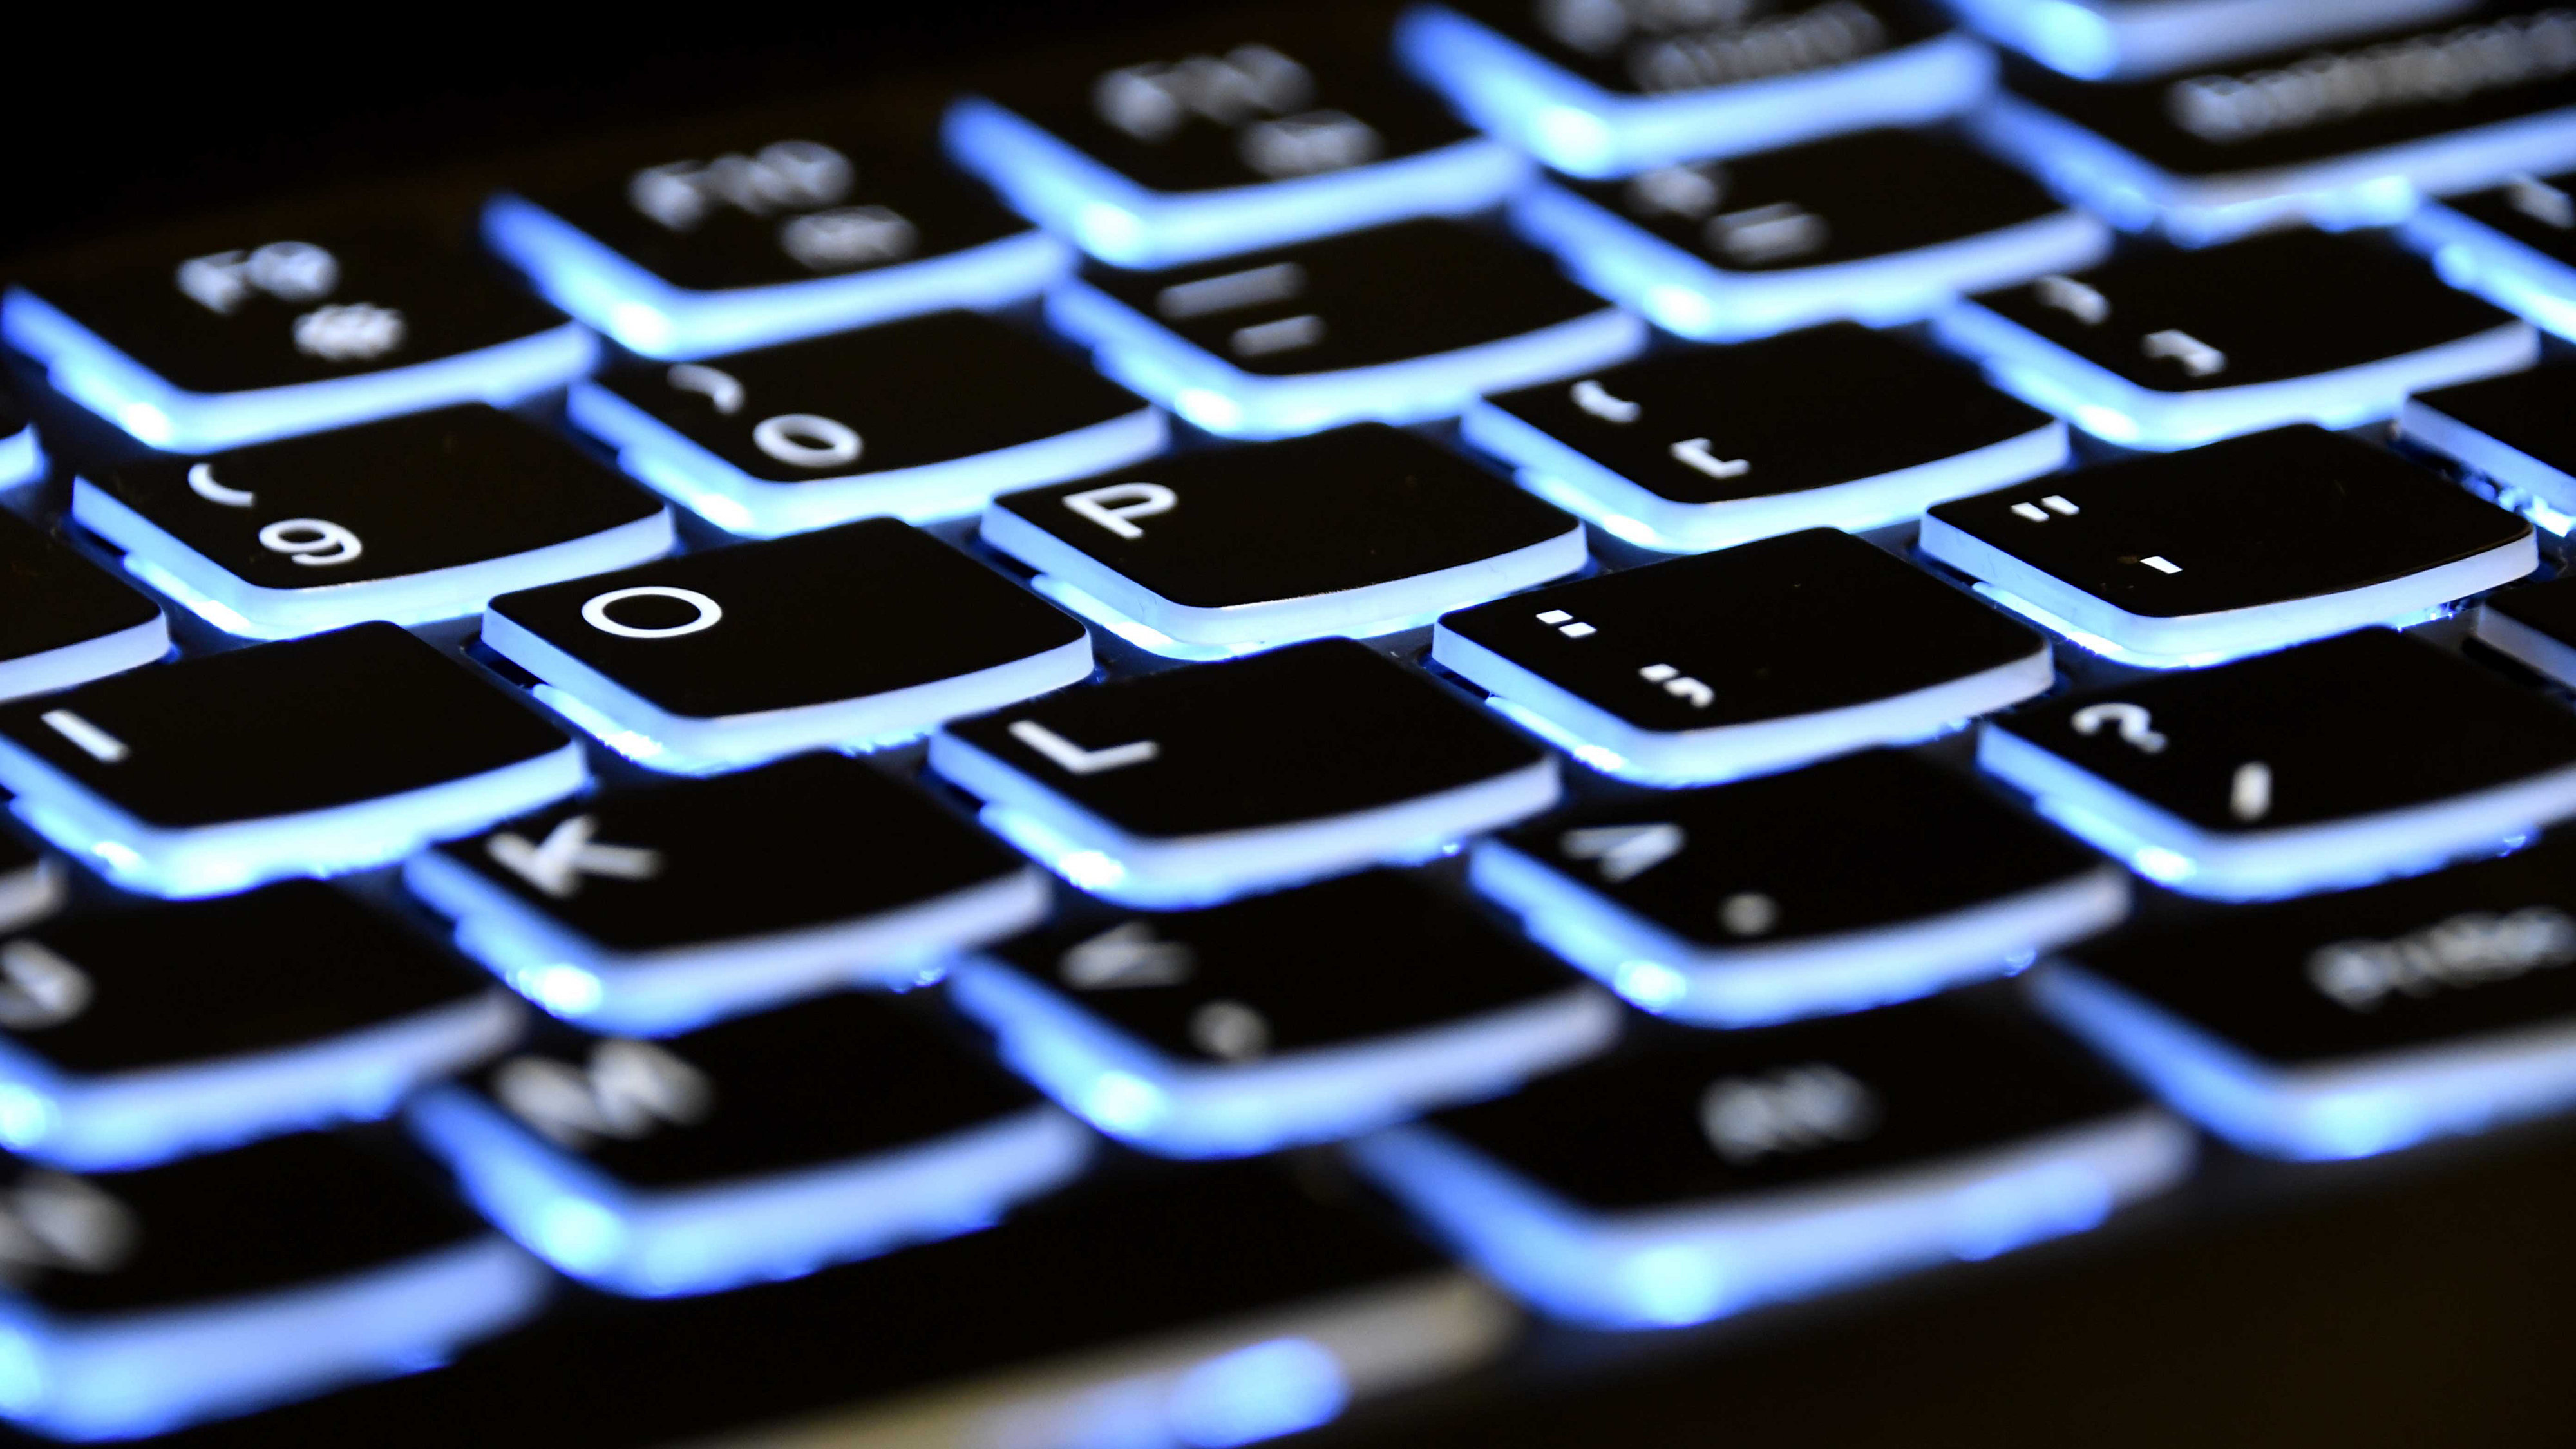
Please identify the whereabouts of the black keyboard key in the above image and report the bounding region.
[1953,0,2475,81]
[1937,229,2535,451]
[948,18,1522,265]
[982,424,1584,654]
[0,880,516,1170]
[1517,129,2107,340]
[0,1134,545,1440]
[0,383,37,489]
[1477,748,2126,1027]
[0,622,582,899]
[482,518,1090,775]
[952,869,1618,1155]
[0,508,167,702]
[1979,628,2576,900]
[1395,0,1991,177]
[3,222,591,452]
[1433,529,2052,786]
[1048,218,1643,437]
[488,131,1059,357]
[1349,1001,2190,1328]
[2405,167,2576,337]
[1975,6,2576,245]
[567,310,1163,537]
[2041,838,2576,1160]
[1464,323,2064,553]
[1921,425,2535,668]
[73,406,672,640]
[404,753,1046,1034]
[2400,363,2576,532]
[410,992,1088,1295]
[930,638,1558,906]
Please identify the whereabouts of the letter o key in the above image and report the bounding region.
[582,585,724,639]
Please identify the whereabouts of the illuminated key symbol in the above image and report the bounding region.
[1010,719,1159,775]
[2034,274,2110,325]
[667,363,746,415]
[186,463,256,508]
[1189,1000,1272,1061]
[1640,663,1713,709]
[1059,922,1196,990]
[2008,495,2079,523]
[1559,822,1685,882]
[2142,330,2227,377]
[1535,608,1596,639]
[1670,438,1750,480]
[40,710,128,764]
[2230,761,2273,822]
[487,815,665,899]
[2139,555,2181,574]
[2070,702,2166,753]
[0,941,91,1030]
[2509,174,2576,229]
[1571,379,1642,424]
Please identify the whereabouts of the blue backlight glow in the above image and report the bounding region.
[2405,204,2576,342]
[0,614,168,708]
[1164,1338,1350,1448]
[0,427,41,491]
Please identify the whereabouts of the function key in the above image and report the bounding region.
[952,870,1618,1155]
[404,754,1046,1035]
[2407,169,2576,338]
[0,507,168,702]
[1477,748,2126,1025]
[567,311,1162,537]
[1975,5,2576,245]
[1433,529,2052,785]
[930,638,1558,906]
[1921,426,2533,668]
[947,21,1524,266]
[0,381,39,488]
[1517,129,2107,340]
[1980,629,2576,900]
[488,133,1063,358]
[2401,362,2576,533]
[1049,218,1644,437]
[982,424,1584,655]
[3,223,592,452]
[1953,0,2475,80]
[2044,838,2576,1159]
[410,993,1089,1296]
[1396,0,1991,177]
[0,881,518,1170]
[1466,323,2065,553]
[73,406,672,639]
[1938,230,2535,450]
[483,519,1091,775]
[1349,1001,2190,1328]
[0,621,583,899]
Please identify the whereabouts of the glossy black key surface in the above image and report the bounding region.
[1433,0,1952,101]
[0,506,166,698]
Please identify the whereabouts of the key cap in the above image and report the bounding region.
[404,753,1048,1035]
[1433,529,2052,785]
[0,507,168,702]
[949,20,1523,268]
[1476,748,2128,1026]
[983,424,1586,655]
[3,220,592,451]
[72,406,673,639]
[951,869,1620,1156]
[1395,0,1992,177]
[157,1161,1510,1449]
[0,382,39,489]
[2400,363,2576,533]
[1953,0,2474,81]
[482,518,1090,774]
[1516,129,2108,341]
[1979,628,2576,900]
[0,1133,547,1440]
[930,638,1558,906]
[2477,575,2576,689]
[1348,1001,2191,1329]
[1973,5,2576,245]
[1937,230,2537,451]
[566,311,1163,537]
[0,621,583,899]
[487,131,1063,358]
[0,880,518,1170]
[2039,837,2576,1161]
[2407,168,2576,339]
[409,992,1090,1296]
[1920,426,2535,668]
[1465,323,2065,553]
[1047,218,1645,438]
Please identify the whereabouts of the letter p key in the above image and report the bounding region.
[1064,482,1178,540]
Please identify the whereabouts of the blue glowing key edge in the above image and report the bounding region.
[942,97,1530,270]
[925,729,1562,909]
[0,1233,550,1441]
[406,1083,1093,1298]
[480,610,1094,778]
[0,288,598,455]
[1343,1104,2193,1331]
[0,992,520,1173]
[1468,838,2130,1027]
[565,381,1168,538]
[1975,721,2576,902]
[945,956,1622,1159]
[0,614,169,709]
[1390,5,1994,179]
[1510,182,2110,342]
[2403,199,2576,343]
[480,194,1072,361]
[2031,960,2576,1161]
[1932,297,2539,451]
[2472,604,2576,689]
[1429,621,2054,789]
[0,424,42,491]
[2397,394,2576,535]
[1043,278,1648,439]
[401,846,1051,1036]
[1945,0,2477,82]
